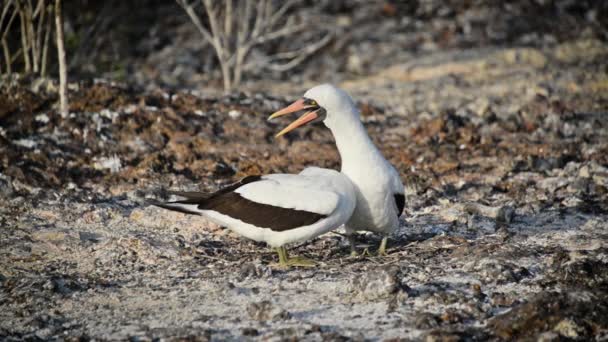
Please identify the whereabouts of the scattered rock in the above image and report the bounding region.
[237,261,272,280]
[415,312,441,329]
[79,231,104,244]
[466,258,530,284]
[241,327,259,337]
[246,301,290,321]
[549,251,608,290]
[348,266,409,300]
[488,291,608,340]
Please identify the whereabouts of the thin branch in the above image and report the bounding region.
[35,0,46,72]
[250,0,267,40]
[224,0,232,45]
[32,0,43,17]
[263,0,272,31]
[266,0,299,30]
[55,0,68,115]
[10,47,22,64]
[24,0,38,72]
[202,0,231,92]
[177,0,327,92]
[255,22,306,44]
[236,0,251,47]
[263,33,332,72]
[1,1,17,74]
[19,6,31,72]
[0,0,15,31]
[202,0,222,50]
[40,3,52,76]
[2,38,10,74]
[1,8,18,40]
[175,0,215,46]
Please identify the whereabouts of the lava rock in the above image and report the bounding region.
[488,291,608,340]
[348,266,409,300]
[246,300,290,321]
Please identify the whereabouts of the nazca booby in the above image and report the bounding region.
[155,167,356,267]
[269,84,405,255]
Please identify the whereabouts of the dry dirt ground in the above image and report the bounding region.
[1,39,608,340]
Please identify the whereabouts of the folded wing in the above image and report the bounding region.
[155,174,341,232]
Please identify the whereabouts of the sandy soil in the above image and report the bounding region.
[1,33,608,342]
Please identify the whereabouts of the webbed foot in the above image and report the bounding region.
[284,256,316,267]
[377,237,389,256]
[273,247,316,268]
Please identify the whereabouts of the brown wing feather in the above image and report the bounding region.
[199,192,325,232]
[158,175,326,232]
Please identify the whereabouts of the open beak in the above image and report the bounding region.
[274,110,320,137]
[268,98,320,138]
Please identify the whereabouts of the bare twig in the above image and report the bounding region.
[26,0,40,73]
[255,22,306,44]
[34,0,46,72]
[1,0,16,74]
[40,3,52,76]
[1,4,18,40]
[223,0,232,44]
[176,0,231,91]
[249,0,266,41]
[19,5,31,72]
[0,0,15,31]
[263,33,332,72]
[55,0,68,115]
[2,0,53,76]
[177,0,328,92]
[266,0,298,29]
[10,47,23,63]
[202,0,231,91]
[175,0,214,45]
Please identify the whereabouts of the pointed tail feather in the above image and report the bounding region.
[149,175,262,217]
[147,194,205,216]
[166,190,211,203]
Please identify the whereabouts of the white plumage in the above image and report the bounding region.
[156,83,404,265]
[270,84,405,254]
[157,167,356,248]
[236,173,340,216]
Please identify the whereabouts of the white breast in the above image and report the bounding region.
[342,158,403,234]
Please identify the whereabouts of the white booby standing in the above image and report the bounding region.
[268,84,405,255]
[154,167,356,266]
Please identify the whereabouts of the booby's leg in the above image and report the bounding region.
[359,237,388,257]
[274,246,316,268]
[276,246,289,266]
[361,247,373,257]
[345,226,359,257]
[286,255,317,267]
[347,234,359,257]
[378,237,389,256]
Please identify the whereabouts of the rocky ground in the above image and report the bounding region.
[1,1,608,340]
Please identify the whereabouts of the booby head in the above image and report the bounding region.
[268,84,359,137]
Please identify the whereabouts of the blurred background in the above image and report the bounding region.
[1,0,607,191]
[1,0,607,91]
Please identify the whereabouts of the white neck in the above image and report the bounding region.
[324,107,385,173]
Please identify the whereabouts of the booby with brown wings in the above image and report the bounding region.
[154,167,356,266]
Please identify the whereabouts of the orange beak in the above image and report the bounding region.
[268,98,319,138]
